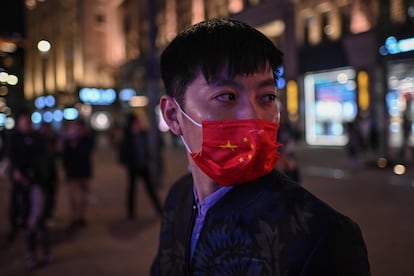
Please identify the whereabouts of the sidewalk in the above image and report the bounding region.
[0,141,189,276]
[1,140,413,275]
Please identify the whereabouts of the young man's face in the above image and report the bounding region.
[176,67,280,153]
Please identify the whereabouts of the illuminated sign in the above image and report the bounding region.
[304,67,357,146]
[380,36,414,56]
[34,95,56,109]
[79,87,116,105]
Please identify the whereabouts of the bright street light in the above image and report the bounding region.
[37,40,51,53]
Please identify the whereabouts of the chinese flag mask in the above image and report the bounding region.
[175,99,281,186]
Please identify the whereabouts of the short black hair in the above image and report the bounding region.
[160,18,283,106]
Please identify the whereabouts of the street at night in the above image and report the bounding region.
[1,135,413,275]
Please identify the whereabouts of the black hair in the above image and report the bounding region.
[160,18,283,106]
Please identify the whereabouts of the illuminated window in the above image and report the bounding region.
[192,0,205,25]
[166,0,177,41]
[228,0,243,13]
[350,0,375,33]
[390,0,406,23]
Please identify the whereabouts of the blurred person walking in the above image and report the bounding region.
[276,122,301,183]
[118,113,162,221]
[4,111,52,269]
[62,119,94,230]
[38,123,60,222]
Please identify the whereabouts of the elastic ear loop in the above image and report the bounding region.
[172,98,202,153]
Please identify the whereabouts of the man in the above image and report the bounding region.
[6,111,52,268]
[118,113,162,220]
[151,18,370,275]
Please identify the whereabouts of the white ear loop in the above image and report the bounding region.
[172,98,202,153]
[173,98,202,127]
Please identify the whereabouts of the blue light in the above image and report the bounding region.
[0,113,6,126]
[43,111,53,123]
[380,36,414,55]
[45,95,56,107]
[63,108,79,120]
[79,87,117,105]
[35,97,46,109]
[53,110,63,122]
[119,88,136,101]
[32,112,42,124]
[276,66,286,89]
[277,78,286,89]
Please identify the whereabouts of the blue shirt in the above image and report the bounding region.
[190,185,233,260]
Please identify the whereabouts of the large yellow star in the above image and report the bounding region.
[220,140,238,151]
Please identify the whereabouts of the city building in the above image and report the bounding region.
[22,0,414,159]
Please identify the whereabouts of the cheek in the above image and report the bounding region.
[182,123,203,152]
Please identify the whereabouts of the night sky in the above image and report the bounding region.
[0,0,25,36]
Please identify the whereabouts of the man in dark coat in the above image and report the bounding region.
[151,18,370,275]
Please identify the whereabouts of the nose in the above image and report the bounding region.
[237,100,264,120]
[236,98,280,123]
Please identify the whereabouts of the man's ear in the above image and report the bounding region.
[160,95,183,135]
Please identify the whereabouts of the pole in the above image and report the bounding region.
[41,56,47,96]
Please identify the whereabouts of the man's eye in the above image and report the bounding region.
[216,93,236,102]
[262,94,277,103]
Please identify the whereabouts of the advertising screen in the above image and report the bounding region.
[304,68,357,146]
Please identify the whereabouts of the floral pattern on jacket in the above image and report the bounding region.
[151,170,370,276]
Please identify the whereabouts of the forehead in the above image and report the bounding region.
[202,61,275,83]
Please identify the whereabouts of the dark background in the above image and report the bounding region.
[0,0,25,35]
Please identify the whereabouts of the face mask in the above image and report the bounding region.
[174,99,281,186]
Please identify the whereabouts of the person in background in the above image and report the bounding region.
[5,111,52,269]
[151,18,370,275]
[118,113,162,221]
[38,123,60,223]
[276,121,301,183]
[62,119,94,230]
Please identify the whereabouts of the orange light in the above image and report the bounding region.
[358,71,369,111]
[287,80,298,116]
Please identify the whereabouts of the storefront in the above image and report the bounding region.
[304,67,358,146]
[381,35,414,156]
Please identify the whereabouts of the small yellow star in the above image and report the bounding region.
[239,157,244,163]
[220,140,238,151]
[243,137,249,143]
[250,144,255,150]
[247,154,252,160]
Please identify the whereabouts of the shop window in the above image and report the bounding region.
[228,0,243,14]
[390,0,406,23]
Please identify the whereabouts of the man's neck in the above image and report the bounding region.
[190,163,221,203]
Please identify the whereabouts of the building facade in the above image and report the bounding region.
[22,0,414,159]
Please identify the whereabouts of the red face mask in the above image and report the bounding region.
[175,99,281,186]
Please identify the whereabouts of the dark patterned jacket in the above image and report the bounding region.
[151,170,370,276]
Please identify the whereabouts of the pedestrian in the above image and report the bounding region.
[38,123,60,222]
[345,119,363,169]
[5,111,52,269]
[276,122,301,183]
[62,119,94,230]
[151,18,370,275]
[118,113,162,220]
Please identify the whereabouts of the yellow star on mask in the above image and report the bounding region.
[243,137,249,143]
[220,140,238,151]
[239,157,244,163]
